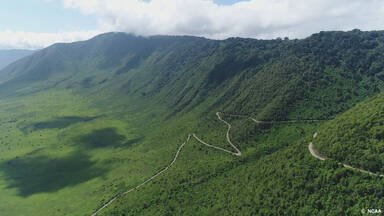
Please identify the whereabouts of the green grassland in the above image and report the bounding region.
[0,87,248,215]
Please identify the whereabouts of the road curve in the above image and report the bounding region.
[309,133,384,178]
[91,112,241,216]
[92,113,382,215]
[308,142,326,161]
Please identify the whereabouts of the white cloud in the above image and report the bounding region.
[63,0,384,39]
[0,30,101,49]
[2,0,384,49]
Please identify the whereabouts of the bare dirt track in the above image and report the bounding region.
[308,132,384,178]
[91,112,241,216]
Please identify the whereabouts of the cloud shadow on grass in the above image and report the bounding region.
[75,127,144,149]
[21,116,98,133]
[1,152,106,197]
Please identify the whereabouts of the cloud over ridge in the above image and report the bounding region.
[2,0,384,49]
[0,30,100,49]
[63,0,384,39]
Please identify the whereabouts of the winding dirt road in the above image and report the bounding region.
[91,112,241,216]
[308,132,384,178]
[92,112,382,215]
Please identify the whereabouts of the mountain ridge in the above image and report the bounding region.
[1,30,383,121]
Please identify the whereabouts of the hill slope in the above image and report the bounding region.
[0,30,383,216]
[1,30,383,120]
[101,94,384,216]
[315,92,384,173]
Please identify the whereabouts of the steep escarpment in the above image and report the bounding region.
[1,30,383,120]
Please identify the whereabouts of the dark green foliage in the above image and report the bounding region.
[103,122,384,216]
[1,30,383,120]
[316,93,384,173]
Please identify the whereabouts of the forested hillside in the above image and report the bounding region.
[315,92,384,173]
[0,30,383,216]
[1,30,383,119]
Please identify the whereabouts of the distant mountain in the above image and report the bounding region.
[0,49,34,70]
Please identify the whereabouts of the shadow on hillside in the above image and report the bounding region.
[21,116,98,133]
[1,152,106,197]
[75,127,143,149]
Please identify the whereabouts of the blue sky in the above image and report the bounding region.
[0,0,383,49]
[0,0,96,32]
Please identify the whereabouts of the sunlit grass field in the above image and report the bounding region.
[0,87,324,215]
[0,89,178,215]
